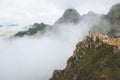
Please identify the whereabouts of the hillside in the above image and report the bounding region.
[14,23,49,37]
[50,33,120,80]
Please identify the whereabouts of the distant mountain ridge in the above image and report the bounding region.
[14,23,49,37]
[0,24,18,27]
[14,3,120,37]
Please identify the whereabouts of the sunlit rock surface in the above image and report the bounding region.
[50,33,120,80]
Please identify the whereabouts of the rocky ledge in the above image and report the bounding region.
[50,33,120,80]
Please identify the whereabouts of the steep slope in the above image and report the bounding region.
[108,3,120,22]
[55,8,81,24]
[107,3,120,36]
[50,33,120,80]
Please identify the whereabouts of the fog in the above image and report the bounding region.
[0,0,119,25]
[0,23,90,80]
[0,5,116,79]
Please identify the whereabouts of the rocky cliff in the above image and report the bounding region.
[50,33,120,80]
[108,3,120,36]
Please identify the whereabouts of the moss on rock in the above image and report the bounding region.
[50,34,120,80]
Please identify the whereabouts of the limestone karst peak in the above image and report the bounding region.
[55,8,81,24]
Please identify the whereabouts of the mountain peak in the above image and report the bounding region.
[63,8,81,17]
[55,8,81,24]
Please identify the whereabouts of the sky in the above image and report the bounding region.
[0,0,120,25]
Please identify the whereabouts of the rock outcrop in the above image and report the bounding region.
[50,33,120,80]
[107,3,120,36]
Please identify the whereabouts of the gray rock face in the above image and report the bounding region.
[108,4,120,20]
[55,8,81,24]
[108,3,120,36]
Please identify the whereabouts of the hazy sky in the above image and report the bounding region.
[0,0,119,25]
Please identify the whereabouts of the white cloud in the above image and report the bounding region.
[0,0,119,25]
[0,1,118,78]
[0,21,91,80]
[0,0,62,25]
[0,0,119,80]
[0,37,73,80]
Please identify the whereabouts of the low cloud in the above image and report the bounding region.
[0,1,119,80]
[0,22,90,80]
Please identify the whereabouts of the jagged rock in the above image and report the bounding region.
[50,33,120,80]
[52,70,62,78]
[113,46,120,55]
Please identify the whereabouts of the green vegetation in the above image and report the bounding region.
[50,35,120,80]
[15,23,48,37]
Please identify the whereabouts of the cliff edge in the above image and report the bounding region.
[50,33,120,80]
